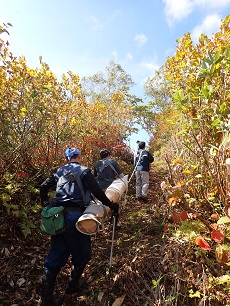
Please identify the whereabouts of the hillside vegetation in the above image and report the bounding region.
[0,16,230,305]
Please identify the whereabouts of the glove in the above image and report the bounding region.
[109,202,119,214]
[109,202,119,225]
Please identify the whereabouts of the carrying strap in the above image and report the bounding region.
[71,168,91,206]
[106,160,119,175]
[59,167,91,206]
[99,159,123,178]
[98,159,117,173]
[106,159,127,186]
[98,158,126,189]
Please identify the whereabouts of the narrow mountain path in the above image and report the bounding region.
[1,168,230,305]
[63,168,171,306]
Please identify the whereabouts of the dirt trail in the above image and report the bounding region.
[2,168,230,305]
[63,168,170,306]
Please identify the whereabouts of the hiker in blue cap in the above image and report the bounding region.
[39,147,119,306]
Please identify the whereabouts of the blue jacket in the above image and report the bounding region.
[135,149,154,172]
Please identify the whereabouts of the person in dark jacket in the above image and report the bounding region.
[93,148,124,191]
[39,147,119,306]
[132,141,154,202]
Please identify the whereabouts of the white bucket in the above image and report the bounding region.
[105,175,128,202]
[76,202,109,235]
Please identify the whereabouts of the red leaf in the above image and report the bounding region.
[17,172,27,178]
[195,236,211,250]
[211,230,224,243]
[172,212,181,223]
[180,211,189,221]
[163,225,169,232]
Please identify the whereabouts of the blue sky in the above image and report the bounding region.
[1,0,230,150]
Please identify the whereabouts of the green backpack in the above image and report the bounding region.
[41,206,65,235]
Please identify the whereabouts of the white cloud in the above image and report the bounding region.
[193,0,230,9]
[107,9,122,22]
[85,15,104,29]
[163,0,230,26]
[137,58,160,83]
[134,34,148,46]
[85,10,122,30]
[163,0,193,25]
[126,52,133,61]
[140,61,159,73]
[191,14,222,42]
[112,50,118,58]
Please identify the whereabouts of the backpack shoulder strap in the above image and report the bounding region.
[106,159,119,175]
[98,159,118,174]
[135,150,143,165]
[69,166,91,205]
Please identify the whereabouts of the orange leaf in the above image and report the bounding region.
[174,158,183,164]
[211,223,218,230]
[211,230,224,243]
[190,212,201,219]
[210,213,219,220]
[195,236,211,250]
[189,108,197,118]
[168,197,178,206]
[163,225,169,232]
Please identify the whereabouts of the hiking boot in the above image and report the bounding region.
[65,277,87,294]
[140,196,148,203]
[41,268,63,306]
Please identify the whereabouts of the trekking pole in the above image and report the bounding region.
[106,215,116,306]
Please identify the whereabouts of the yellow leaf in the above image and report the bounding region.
[182,169,191,174]
[168,197,178,206]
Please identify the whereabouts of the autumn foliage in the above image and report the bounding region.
[151,15,230,264]
[0,23,134,235]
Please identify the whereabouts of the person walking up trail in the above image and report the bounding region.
[131,141,154,202]
[93,148,124,191]
[39,147,119,306]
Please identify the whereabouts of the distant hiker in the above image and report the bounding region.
[131,141,154,202]
[39,147,119,306]
[93,148,124,191]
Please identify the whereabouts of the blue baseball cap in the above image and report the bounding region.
[65,147,80,161]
